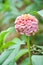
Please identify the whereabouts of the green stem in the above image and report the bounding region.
[26,36,32,65]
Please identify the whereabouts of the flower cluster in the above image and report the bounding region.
[15,14,38,36]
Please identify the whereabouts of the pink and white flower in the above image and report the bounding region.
[15,14,38,36]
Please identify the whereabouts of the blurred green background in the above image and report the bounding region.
[0,0,43,30]
[0,0,43,65]
[0,0,43,46]
[0,0,43,45]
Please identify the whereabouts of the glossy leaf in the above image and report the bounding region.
[38,10,43,18]
[8,60,17,65]
[1,44,20,65]
[0,27,14,47]
[0,49,13,64]
[12,38,25,44]
[15,49,28,61]
[32,55,43,65]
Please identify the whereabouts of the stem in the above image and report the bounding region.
[26,36,32,65]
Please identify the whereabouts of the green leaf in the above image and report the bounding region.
[32,55,43,65]
[31,11,43,23]
[12,38,25,44]
[0,27,14,47]
[0,35,25,51]
[20,57,30,65]
[0,41,15,51]
[2,44,20,65]
[8,60,17,65]
[15,49,28,61]
[0,49,13,64]
[15,1,23,8]
[8,43,21,49]
[21,3,39,14]
[38,10,43,18]
[0,37,25,51]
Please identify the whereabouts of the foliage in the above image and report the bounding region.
[0,0,43,65]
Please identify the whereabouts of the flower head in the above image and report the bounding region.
[15,14,38,36]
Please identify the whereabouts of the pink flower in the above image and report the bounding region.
[15,14,38,36]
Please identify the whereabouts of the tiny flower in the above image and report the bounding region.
[15,14,38,36]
